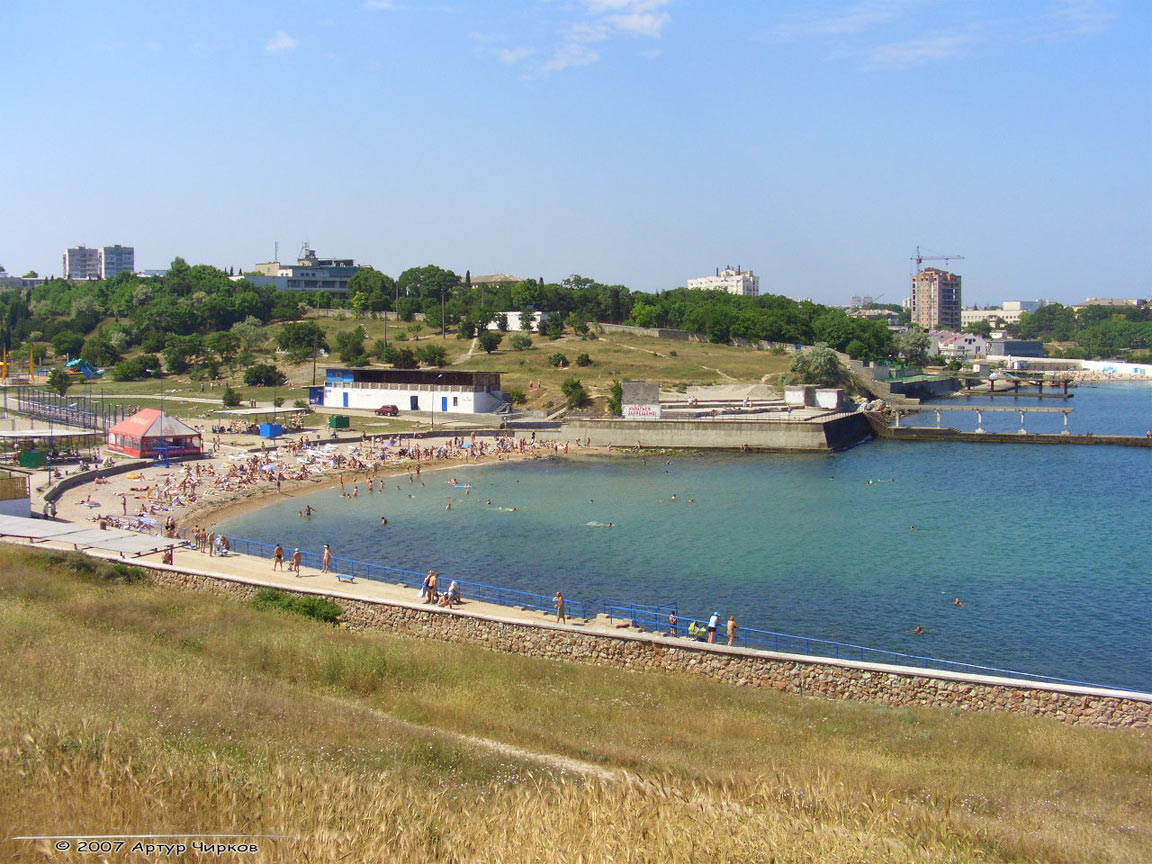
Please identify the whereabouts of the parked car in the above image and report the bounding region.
[375,404,399,416]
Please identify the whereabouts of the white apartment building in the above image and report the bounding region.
[63,246,101,279]
[687,266,759,297]
[99,245,134,279]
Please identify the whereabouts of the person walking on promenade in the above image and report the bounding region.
[707,612,719,643]
[291,548,302,575]
[554,591,566,624]
[726,615,737,646]
[321,544,332,573]
[272,543,284,570]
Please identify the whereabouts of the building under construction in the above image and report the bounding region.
[910,268,962,331]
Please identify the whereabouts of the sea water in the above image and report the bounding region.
[220,383,1152,692]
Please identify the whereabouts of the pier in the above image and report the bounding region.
[868,408,1152,448]
[956,375,1074,399]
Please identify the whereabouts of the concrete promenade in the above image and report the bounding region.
[4,534,1150,729]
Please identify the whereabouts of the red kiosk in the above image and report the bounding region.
[106,409,202,463]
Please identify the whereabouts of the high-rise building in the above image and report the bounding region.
[63,246,101,279]
[99,244,134,279]
[910,268,961,331]
[686,266,759,296]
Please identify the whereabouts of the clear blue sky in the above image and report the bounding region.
[2,0,1148,306]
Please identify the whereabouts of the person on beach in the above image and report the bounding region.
[291,548,302,574]
[272,543,284,570]
[554,591,566,624]
[707,612,719,643]
[420,570,432,602]
[428,570,439,603]
[447,581,461,606]
[726,615,737,646]
[321,544,332,573]
[668,611,678,636]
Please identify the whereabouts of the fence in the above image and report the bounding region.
[171,528,1105,689]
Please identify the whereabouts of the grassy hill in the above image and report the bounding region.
[1,546,1148,862]
[64,317,794,421]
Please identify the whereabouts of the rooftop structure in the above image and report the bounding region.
[687,266,759,297]
[246,243,362,296]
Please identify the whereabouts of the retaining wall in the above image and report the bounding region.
[562,413,871,452]
[135,562,1150,730]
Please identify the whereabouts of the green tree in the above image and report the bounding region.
[52,330,84,358]
[206,331,240,364]
[221,385,242,408]
[895,328,932,367]
[503,387,526,405]
[788,343,842,387]
[607,379,623,415]
[243,363,283,387]
[419,343,448,366]
[382,346,418,369]
[549,352,568,368]
[334,326,368,365]
[510,333,532,351]
[45,367,72,396]
[277,321,327,362]
[560,377,590,408]
[574,352,592,367]
[80,334,121,367]
[477,331,503,353]
[964,318,992,338]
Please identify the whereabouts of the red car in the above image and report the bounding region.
[375,404,399,416]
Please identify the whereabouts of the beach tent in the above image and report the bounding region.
[106,409,202,460]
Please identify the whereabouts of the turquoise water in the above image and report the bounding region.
[220,383,1152,692]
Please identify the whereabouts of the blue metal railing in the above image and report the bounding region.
[603,601,677,633]
[179,528,1115,690]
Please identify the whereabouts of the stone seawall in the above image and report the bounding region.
[562,413,872,452]
[139,563,1150,730]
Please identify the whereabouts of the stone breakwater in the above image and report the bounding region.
[142,564,1150,731]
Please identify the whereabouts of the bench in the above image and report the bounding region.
[334,572,355,583]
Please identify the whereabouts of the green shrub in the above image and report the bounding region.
[575,353,592,367]
[221,385,242,408]
[504,387,526,405]
[549,352,568,368]
[510,333,532,351]
[250,587,341,624]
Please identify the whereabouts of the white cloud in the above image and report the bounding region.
[766,1,1116,67]
[498,46,537,65]
[264,31,298,54]
[536,0,672,75]
[868,31,974,66]
[362,0,400,10]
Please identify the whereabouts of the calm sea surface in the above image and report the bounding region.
[220,382,1152,692]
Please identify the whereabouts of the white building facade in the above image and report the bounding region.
[63,246,101,279]
[320,368,504,415]
[687,266,759,297]
[99,245,135,279]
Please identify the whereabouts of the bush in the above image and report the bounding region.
[561,377,590,408]
[243,363,283,387]
[607,379,623,415]
[575,353,592,367]
[52,330,84,358]
[549,352,568,368]
[504,387,526,405]
[510,333,532,351]
[293,399,308,409]
[383,346,418,369]
[477,331,503,353]
[250,587,341,624]
[221,385,242,408]
[419,344,448,366]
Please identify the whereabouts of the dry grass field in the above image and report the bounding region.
[68,316,794,417]
[1,546,1149,862]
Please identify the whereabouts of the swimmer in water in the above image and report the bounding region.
[485,498,492,505]
[380,516,388,526]
[445,502,451,510]
[909,525,916,530]
[912,625,924,635]
[953,598,963,607]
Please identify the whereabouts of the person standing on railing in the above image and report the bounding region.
[554,592,566,624]
[726,615,737,646]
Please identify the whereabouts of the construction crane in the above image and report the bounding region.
[911,246,964,272]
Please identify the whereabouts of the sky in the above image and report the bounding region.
[1,0,1149,307]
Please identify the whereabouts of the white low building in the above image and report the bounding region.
[319,368,505,414]
[934,331,987,359]
[687,266,759,297]
[488,311,547,333]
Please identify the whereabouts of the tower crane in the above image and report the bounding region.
[911,246,964,272]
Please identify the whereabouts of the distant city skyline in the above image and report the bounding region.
[1,1,1148,307]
